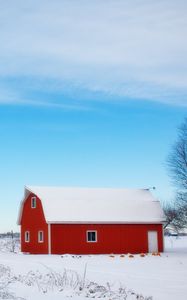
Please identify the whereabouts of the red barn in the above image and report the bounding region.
[17,186,165,254]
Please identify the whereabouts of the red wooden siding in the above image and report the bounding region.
[51,224,163,254]
[20,193,48,254]
[20,194,163,254]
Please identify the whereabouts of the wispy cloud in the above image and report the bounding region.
[0,0,187,106]
[0,84,92,111]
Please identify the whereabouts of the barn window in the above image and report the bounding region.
[31,196,36,208]
[38,231,44,243]
[25,231,30,243]
[87,231,97,242]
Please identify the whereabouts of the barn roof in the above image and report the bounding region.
[18,186,165,224]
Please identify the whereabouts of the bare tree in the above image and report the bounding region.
[166,118,187,229]
[163,202,186,233]
[167,118,187,190]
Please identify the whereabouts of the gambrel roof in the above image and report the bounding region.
[18,186,165,224]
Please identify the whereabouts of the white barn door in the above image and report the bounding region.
[148,231,158,253]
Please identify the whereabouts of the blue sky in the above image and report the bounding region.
[0,0,187,232]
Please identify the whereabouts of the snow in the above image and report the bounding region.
[0,236,187,299]
[18,186,165,224]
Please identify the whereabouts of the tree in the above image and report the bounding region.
[166,118,187,230]
[163,202,186,233]
[167,118,187,190]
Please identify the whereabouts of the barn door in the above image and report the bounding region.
[148,231,158,253]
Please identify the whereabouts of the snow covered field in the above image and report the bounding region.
[0,236,187,300]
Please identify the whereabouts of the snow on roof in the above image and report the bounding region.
[18,186,165,224]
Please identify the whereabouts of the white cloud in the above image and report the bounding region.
[0,0,187,106]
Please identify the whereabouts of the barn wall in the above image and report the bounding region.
[20,193,48,254]
[51,224,163,254]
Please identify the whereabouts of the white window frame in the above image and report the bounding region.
[25,231,30,243]
[86,230,97,243]
[38,231,44,243]
[31,196,36,208]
